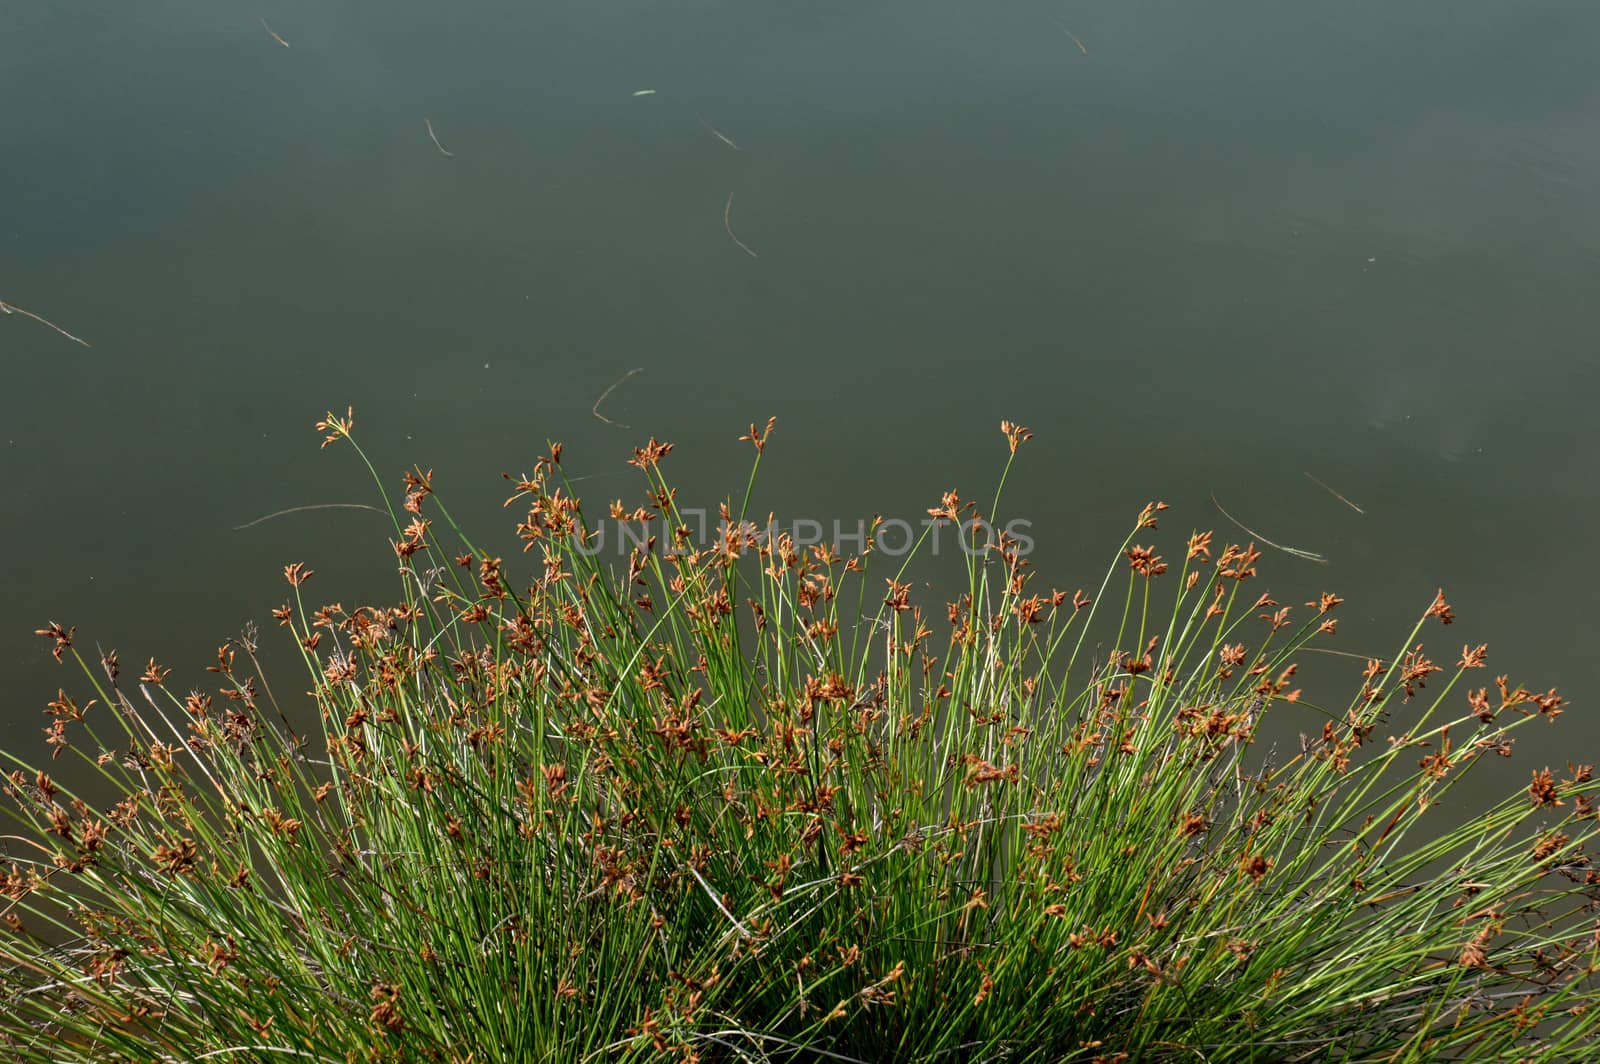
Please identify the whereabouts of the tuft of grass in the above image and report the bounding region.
[4,411,1599,1062]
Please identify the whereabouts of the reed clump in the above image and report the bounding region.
[4,412,1598,1062]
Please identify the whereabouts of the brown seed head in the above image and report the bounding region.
[999,420,1034,454]
[314,407,354,448]
[34,622,75,664]
[1425,588,1455,625]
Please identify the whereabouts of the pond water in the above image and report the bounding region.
[5,1,1598,784]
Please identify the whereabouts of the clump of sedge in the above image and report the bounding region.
[3,411,1598,1062]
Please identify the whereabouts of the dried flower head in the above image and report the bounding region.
[34,622,75,664]
[1425,588,1455,625]
[739,417,778,453]
[314,406,354,448]
[999,420,1034,454]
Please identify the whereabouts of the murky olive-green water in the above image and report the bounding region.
[5,2,1598,781]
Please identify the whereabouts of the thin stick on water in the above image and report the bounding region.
[260,18,291,48]
[1210,493,1329,565]
[696,114,741,151]
[424,117,454,158]
[592,368,644,428]
[1052,20,1089,55]
[233,503,387,531]
[1304,471,1365,514]
[0,300,91,347]
[1301,646,1382,661]
[723,193,759,259]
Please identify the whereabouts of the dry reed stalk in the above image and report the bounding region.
[1304,471,1365,514]
[1210,493,1328,564]
[592,368,644,428]
[424,117,454,157]
[260,18,290,48]
[0,299,91,347]
[723,193,759,259]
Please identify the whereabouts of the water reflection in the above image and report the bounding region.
[3,2,1598,782]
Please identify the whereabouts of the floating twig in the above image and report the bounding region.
[260,17,291,48]
[1304,471,1365,515]
[1210,493,1329,565]
[723,193,759,259]
[1301,646,1381,661]
[233,503,386,531]
[424,117,454,157]
[0,299,91,347]
[592,368,644,428]
[632,89,657,97]
[1052,19,1089,55]
[696,114,741,151]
